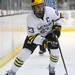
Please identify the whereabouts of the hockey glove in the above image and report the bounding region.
[43,33,56,48]
[42,39,51,48]
[43,32,59,49]
[52,24,61,38]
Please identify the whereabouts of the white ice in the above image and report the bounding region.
[0,32,75,75]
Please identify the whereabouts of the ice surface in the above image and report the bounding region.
[0,32,75,75]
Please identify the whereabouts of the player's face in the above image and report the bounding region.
[32,3,44,18]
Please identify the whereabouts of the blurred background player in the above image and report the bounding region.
[45,0,59,15]
[5,0,63,75]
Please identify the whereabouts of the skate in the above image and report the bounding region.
[5,70,15,75]
[49,64,55,75]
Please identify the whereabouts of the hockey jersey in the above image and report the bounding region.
[27,6,63,37]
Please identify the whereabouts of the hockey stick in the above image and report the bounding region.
[56,37,68,75]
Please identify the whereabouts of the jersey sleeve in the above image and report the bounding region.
[27,14,39,36]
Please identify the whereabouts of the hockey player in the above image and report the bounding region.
[5,0,63,75]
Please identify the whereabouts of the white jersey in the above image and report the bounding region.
[27,6,63,37]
